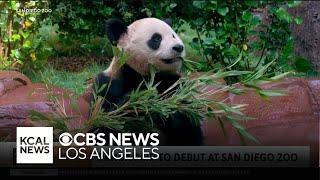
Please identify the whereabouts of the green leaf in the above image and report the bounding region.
[217,7,229,16]
[275,7,292,23]
[28,110,51,121]
[294,16,303,25]
[259,89,286,97]
[193,1,206,8]
[219,103,243,116]
[244,1,258,7]
[227,51,242,69]
[270,72,292,80]
[208,1,217,10]
[229,87,244,95]
[20,31,30,39]
[227,117,245,130]
[111,46,130,67]
[194,17,205,26]
[242,11,252,21]
[287,1,302,8]
[295,56,312,72]
[214,70,251,79]
[237,129,260,144]
[244,60,275,82]
[11,34,21,41]
[251,15,262,26]
[97,83,107,94]
[170,3,177,9]
[10,49,21,59]
[23,40,32,48]
[28,17,36,22]
[9,1,19,10]
[118,51,130,67]
[217,118,227,138]
[243,82,262,91]
[224,44,240,57]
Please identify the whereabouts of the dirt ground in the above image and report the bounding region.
[47,55,110,72]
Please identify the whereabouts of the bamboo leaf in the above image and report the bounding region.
[259,89,286,97]
[237,129,260,144]
[270,71,292,80]
[227,117,245,130]
[214,70,251,79]
[28,110,51,121]
[218,118,227,138]
[227,51,243,69]
[244,60,274,82]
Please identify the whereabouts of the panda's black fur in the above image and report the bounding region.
[105,19,127,45]
[91,18,203,146]
[95,64,181,112]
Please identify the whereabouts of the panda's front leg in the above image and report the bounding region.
[93,72,127,112]
[162,112,203,146]
[89,72,128,134]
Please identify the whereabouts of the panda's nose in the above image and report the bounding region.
[172,44,184,53]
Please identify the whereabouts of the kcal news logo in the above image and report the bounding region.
[16,127,53,164]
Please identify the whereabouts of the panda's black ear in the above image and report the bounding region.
[105,19,127,45]
[163,19,172,27]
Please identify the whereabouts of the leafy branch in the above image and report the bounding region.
[28,49,290,144]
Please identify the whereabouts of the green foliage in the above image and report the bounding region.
[0,0,52,71]
[47,1,133,56]
[177,1,304,83]
[28,63,105,95]
[30,62,262,143]
[28,73,82,134]
[47,0,311,83]
[294,56,312,73]
[29,48,290,144]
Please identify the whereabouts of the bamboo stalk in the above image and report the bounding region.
[5,10,13,58]
[0,26,3,58]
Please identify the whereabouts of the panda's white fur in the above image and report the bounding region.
[93,18,203,145]
[104,18,185,77]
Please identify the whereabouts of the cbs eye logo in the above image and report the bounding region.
[59,133,73,146]
[58,132,106,146]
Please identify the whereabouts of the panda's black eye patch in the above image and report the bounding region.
[148,33,162,50]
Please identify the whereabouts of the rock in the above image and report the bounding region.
[0,71,31,97]
[203,78,320,165]
[0,71,90,140]
[251,3,320,71]
[0,71,319,163]
[289,1,320,71]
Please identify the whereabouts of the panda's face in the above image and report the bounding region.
[106,18,185,75]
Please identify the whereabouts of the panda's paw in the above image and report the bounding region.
[94,73,111,90]
[165,112,203,146]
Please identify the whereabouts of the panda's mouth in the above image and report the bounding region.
[161,57,183,64]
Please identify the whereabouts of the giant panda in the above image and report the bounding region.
[92,18,203,145]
